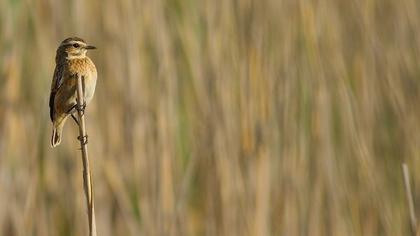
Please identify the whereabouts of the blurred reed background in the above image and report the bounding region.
[1,0,420,235]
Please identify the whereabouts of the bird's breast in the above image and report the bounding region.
[66,57,97,103]
[67,57,97,76]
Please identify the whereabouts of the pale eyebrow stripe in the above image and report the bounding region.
[61,41,87,46]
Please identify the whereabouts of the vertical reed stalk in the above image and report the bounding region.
[402,163,417,236]
[76,74,97,236]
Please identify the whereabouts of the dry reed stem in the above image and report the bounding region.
[402,163,417,236]
[76,74,97,236]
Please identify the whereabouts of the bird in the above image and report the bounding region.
[49,37,97,147]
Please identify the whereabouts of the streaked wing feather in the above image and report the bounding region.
[49,65,64,121]
[49,91,56,121]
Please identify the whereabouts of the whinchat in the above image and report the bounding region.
[49,37,97,147]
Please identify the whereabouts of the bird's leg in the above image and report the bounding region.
[75,99,87,116]
[77,135,89,145]
[71,113,80,126]
[75,96,87,144]
[67,105,80,126]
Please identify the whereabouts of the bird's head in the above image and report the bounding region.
[56,37,96,61]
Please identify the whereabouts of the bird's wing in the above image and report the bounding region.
[49,65,64,121]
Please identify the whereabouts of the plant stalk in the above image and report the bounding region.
[76,74,97,236]
[402,163,417,236]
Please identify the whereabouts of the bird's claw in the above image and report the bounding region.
[77,135,88,145]
[76,102,86,115]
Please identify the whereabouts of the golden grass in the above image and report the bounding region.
[1,0,420,235]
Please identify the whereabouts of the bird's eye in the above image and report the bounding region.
[73,43,80,48]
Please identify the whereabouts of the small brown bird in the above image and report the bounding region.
[49,37,97,147]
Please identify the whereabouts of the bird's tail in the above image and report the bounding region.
[51,117,66,147]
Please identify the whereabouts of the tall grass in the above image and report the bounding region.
[1,0,420,235]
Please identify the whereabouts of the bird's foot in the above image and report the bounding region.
[76,102,86,115]
[77,135,88,145]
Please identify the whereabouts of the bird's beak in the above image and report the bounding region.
[85,45,97,50]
